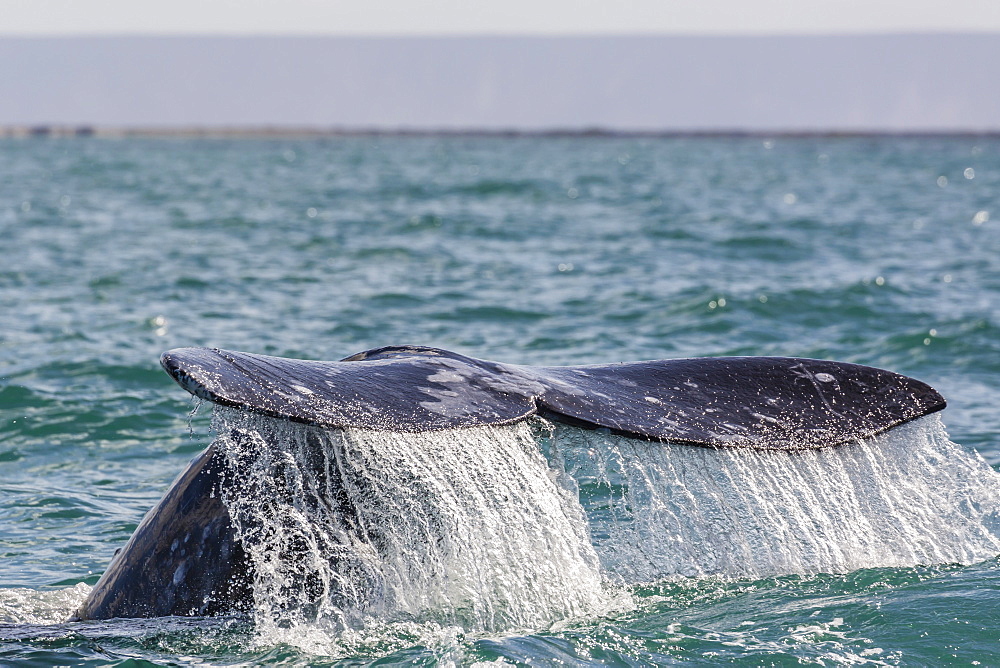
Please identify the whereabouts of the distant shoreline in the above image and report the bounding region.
[4,125,1000,139]
[5,35,998,131]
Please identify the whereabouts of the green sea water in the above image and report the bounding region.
[1,135,999,665]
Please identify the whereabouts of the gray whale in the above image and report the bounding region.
[72,346,945,620]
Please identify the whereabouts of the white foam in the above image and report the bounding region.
[0,583,91,625]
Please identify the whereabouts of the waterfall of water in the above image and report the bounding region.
[211,409,605,635]
[210,408,1000,637]
[548,416,1000,581]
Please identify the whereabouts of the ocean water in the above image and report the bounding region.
[1,134,999,665]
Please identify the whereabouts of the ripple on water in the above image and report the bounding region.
[1,135,999,665]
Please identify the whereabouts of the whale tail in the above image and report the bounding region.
[160,346,945,450]
[72,346,948,621]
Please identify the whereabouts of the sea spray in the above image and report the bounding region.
[209,407,1000,642]
[210,408,605,636]
[549,415,1000,581]
[0,584,92,625]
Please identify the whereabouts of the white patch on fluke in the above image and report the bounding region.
[425,369,468,385]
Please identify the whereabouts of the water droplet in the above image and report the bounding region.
[972,210,989,225]
[20,201,31,212]
[964,167,975,180]
[566,188,579,199]
[943,274,953,283]
[875,276,885,286]
[558,263,574,272]
[783,193,797,205]
[762,140,774,150]
[758,295,768,303]
[306,207,318,218]
[937,176,948,188]
[929,329,938,337]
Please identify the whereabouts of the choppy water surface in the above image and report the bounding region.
[2,135,999,665]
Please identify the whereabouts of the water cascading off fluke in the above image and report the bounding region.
[211,409,606,633]
[549,415,1000,581]
[211,409,1000,634]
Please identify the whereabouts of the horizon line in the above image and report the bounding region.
[5,125,1000,139]
[3,29,1000,39]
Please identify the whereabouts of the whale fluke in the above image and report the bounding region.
[73,346,947,622]
[160,346,944,449]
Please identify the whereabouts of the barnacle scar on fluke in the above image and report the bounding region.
[71,345,945,621]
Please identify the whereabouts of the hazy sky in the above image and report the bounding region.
[3,0,1000,35]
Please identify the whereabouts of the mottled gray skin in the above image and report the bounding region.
[71,444,251,620]
[160,345,945,449]
[72,345,946,620]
